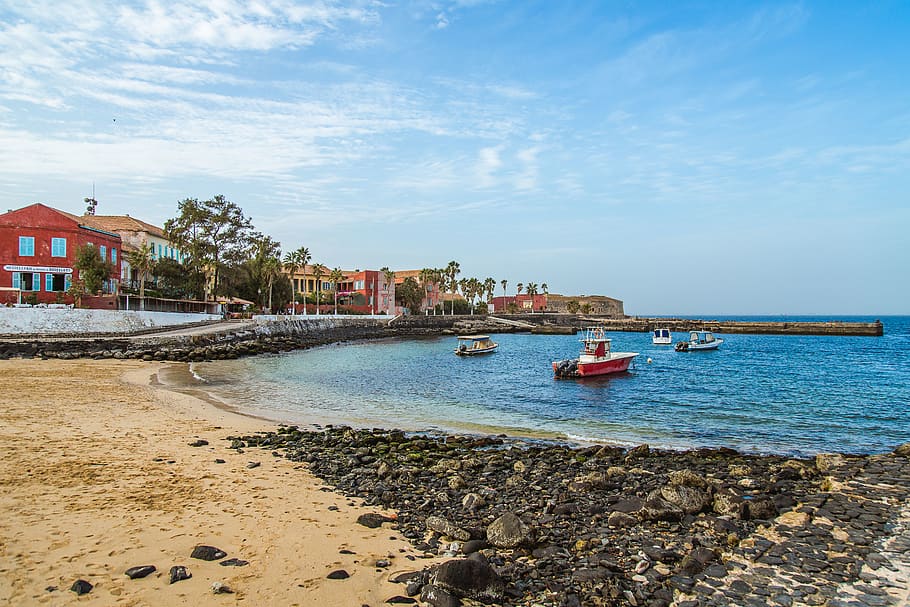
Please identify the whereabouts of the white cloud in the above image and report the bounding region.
[476,146,503,187]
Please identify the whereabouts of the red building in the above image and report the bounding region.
[0,203,122,305]
[490,294,548,313]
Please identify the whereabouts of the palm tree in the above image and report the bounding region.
[312,263,326,315]
[263,256,282,313]
[445,260,460,315]
[283,246,310,315]
[526,282,538,313]
[500,279,507,313]
[516,282,524,296]
[419,268,434,315]
[541,282,549,312]
[484,277,495,306]
[459,278,470,314]
[125,241,155,311]
[381,267,396,315]
[329,267,345,315]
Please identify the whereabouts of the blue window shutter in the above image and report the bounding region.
[34,273,41,291]
[12,272,20,289]
[45,273,53,291]
[112,248,117,264]
[65,274,72,290]
[100,245,106,260]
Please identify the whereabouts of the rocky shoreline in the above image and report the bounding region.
[230,426,910,607]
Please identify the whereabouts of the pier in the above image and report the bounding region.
[590,317,884,337]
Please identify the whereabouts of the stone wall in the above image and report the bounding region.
[0,307,222,336]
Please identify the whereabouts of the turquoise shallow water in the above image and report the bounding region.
[190,316,909,456]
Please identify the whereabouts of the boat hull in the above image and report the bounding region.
[577,353,637,376]
[552,352,637,378]
[676,339,723,351]
[455,344,498,356]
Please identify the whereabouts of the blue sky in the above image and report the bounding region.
[1,1,907,315]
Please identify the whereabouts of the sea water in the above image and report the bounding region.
[187,316,910,457]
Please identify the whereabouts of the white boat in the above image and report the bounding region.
[455,335,498,356]
[652,328,672,345]
[675,330,723,352]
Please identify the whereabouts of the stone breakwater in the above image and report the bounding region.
[231,426,910,607]
[0,316,523,361]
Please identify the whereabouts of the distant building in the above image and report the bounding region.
[393,269,441,313]
[76,214,184,286]
[490,294,548,313]
[0,203,122,304]
[547,294,624,317]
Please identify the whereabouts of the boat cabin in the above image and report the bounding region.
[580,327,611,360]
[653,329,671,340]
[689,331,716,344]
[455,335,498,355]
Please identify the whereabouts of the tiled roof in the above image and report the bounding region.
[79,214,165,237]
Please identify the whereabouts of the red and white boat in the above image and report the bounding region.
[552,327,638,378]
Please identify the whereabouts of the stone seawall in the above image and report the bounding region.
[0,313,884,362]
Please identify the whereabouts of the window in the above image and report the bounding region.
[51,237,67,257]
[111,248,117,264]
[18,236,35,256]
[100,245,107,260]
[45,273,67,292]
[355,280,365,290]
[12,272,41,291]
[158,244,162,258]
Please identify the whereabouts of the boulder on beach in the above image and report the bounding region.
[486,512,532,548]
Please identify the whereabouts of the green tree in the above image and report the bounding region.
[516,282,523,296]
[164,195,254,300]
[125,241,155,310]
[153,257,202,300]
[418,268,434,315]
[397,276,424,314]
[484,277,496,304]
[381,267,396,315]
[73,244,115,295]
[526,282,538,313]
[566,300,580,314]
[312,263,326,315]
[329,267,345,315]
[580,302,592,315]
[283,246,310,315]
[445,260,460,315]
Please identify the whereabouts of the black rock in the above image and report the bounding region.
[189,439,209,447]
[191,545,227,561]
[357,513,395,528]
[327,569,350,579]
[70,579,93,595]
[461,539,487,554]
[219,558,249,567]
[169,566,191,584]
[421,583,462,607]
[125,565,156,579]
[678,547,717,575]
[386,596,417,604]
[431,555,505,602]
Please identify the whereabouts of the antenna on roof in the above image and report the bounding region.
[84,182,98,216]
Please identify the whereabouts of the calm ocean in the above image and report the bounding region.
[187,316,909,457]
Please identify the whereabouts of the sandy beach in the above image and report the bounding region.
[0,359,431,606]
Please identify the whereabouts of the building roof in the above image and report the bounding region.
[75,214,166,238]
